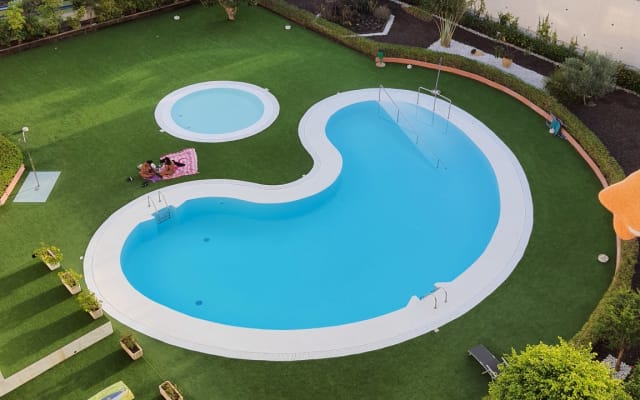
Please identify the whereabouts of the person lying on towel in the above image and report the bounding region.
[159,157,183,178]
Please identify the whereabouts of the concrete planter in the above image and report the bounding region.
[44,261,61,271]
[159,380,184,400]
[88,308,104,319]
[120,339,143,360]
[62,281,81,295]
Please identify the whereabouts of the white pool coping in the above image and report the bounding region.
[154,81,280,142]
[84,88,533,361]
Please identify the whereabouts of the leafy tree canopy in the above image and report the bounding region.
[486,338,630,400]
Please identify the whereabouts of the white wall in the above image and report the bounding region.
[483,0,640,68]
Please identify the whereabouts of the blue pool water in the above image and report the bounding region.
[170,88,264,134]
[122,101,500,330]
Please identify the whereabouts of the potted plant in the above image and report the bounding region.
[494,45,514,67]
[57,268,82,294]
[32,243,63,270]
[76,290,103,319]
[159,380,184,400]
[120,333,143,360]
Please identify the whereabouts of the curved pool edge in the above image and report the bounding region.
[84,88,533,361]
[154,81,280,142]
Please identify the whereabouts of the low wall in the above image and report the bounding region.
[0,321,114,396]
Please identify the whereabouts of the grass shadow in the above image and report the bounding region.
[0,285,69,331]
[45,349,137,400]
[1,310,90,371]
[0,262,50,293]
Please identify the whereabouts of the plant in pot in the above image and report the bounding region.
[159,380,184,400]
[57,268,82,294]
[32,243,63,270]
[120,333,143,360]
[494,44,514,67]
[76,290,103,319]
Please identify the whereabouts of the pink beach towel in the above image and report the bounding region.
[160,148,198,180]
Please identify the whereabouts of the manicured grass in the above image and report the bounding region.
[0,4,615,399]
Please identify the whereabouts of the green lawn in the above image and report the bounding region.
[0,4,615,399]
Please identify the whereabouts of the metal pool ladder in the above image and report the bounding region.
[147,191,172,224]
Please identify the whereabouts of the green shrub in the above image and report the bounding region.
[545,51,620,105]
[0,135,24,194]
[0,19,12,46]
[626,365,640,399]
[372,4,390,21]
[95,0,124,22]
[617,67,640,94]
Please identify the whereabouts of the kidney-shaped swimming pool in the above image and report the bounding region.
[84,88,532,360]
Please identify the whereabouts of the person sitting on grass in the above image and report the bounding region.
[138,160,157,180]
[546,113,565,138]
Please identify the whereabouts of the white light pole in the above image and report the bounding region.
[21,126,40,191]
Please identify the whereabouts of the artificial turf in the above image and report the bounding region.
[0,4,616,399]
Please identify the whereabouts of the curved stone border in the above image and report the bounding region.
[154,81,280,142]
[84,88,532,361]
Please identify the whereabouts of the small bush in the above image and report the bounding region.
[617,67,640,94]
[373,5,390,21]
[626,365,640,399]
[545,51,620,105]
[0,135,23,194]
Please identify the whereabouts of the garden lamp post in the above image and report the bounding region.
[21,126,40,191]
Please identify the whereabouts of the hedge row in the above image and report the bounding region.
[0,135,24,193]
[259,0,636,353]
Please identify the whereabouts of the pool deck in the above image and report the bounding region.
[84,88,533,361]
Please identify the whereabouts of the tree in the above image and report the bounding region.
[593,288,640,372]
[200,0,257,21]
[486,338,630,400]
[420,0,476,47]
[545,50,620,105]
[5,1,27,42]
[37,0,63,35]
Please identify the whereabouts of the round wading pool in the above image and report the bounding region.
[154,81,279,142]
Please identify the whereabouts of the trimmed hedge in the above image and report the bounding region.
[260,0,637,362]
[0,135,24,193]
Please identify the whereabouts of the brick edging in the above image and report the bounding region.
[0,164,25,206]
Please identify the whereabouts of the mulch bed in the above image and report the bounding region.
[286,0,640,360]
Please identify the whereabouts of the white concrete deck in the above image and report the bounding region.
[154,81,280,142]
[84,88,533,361]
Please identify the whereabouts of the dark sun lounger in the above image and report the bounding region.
[468,344,506,379]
